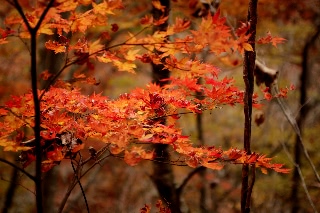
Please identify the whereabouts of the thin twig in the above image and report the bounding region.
[57,166,78,213]
[71,160,89,213]
[271,85,320,183]
[1,175,35,195]
[0,158,36,181]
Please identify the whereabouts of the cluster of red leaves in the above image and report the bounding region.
[261,84,295,101]
[140,200,171,213]
[0,72,289,173]
[0,0,289,174]
[257,31,286,47]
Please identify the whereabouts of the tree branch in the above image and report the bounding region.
[0,158,36,183]
[241,0,258,212]
[176,166,205,196]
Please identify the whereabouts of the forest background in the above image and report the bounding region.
[0,0,319,213]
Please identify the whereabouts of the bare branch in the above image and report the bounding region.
[0,158,36,181]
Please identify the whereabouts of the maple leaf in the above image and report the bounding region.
[185,156,199,168]
[45,40,66,54]
[236,21,250,36]
[242,43,253,52]
[152,0,166,12]
[56,0,78,11]
[92,0,122,15]
[201,161,224,170]
[167,17,191,34]
[154,16,169,26]
[257,31,286,47]
[109,143,124,155]
[140,15,153,25]
[40,70,53,80]
[88,39,104,55]
[123,49,140,61]
[124,150,141,166]
[113,60,136,73]
[47,146,64,161]
[140,204,151,213]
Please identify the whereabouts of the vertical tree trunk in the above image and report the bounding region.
[290,24,320,213]
[196,78,207,213]
[12,1,55,211]
[38,34,64,213]
[1,167,18,213]
[151,1,181,212]
[241,1,258,213]
[197,112,207,213]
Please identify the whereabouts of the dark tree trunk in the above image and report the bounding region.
[151,1,181,212]
[196,78,207,213]
[241,1,258,213]
[38,32,64,213]
[1,167,18,213]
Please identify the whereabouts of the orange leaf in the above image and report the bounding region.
[140,204,151,213]
[40,70,53,80]
[45,40,66,54]
[124,150,141,166]
[185,156,198,168]
[201,161,223,170]
[152,0,166,12]
[257,31,286,47]
[47,146,64,161]
[243,43,253,51]
[109,144,124,155]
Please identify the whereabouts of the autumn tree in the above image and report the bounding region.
[0,0,292,212]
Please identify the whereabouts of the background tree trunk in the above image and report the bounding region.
[151,0,181,212]
[290,23,320,213]
[1,167,18,213]
[38,33,64,213]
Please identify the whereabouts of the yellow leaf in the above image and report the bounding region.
[124,49,140,61]
[89,39,104,55]
[97,55,113,63]
[57,0,78,11]
[261,168,268,174]
[39,26,54,35]
[45,40,66,54]
[20,31,30,38]
[93,1,114,15]
[201,161,224,170]
[152,0,166,12]
[113,60,136,73]
[243,43,253,51]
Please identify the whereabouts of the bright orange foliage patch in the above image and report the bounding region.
[0,0,289,174]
